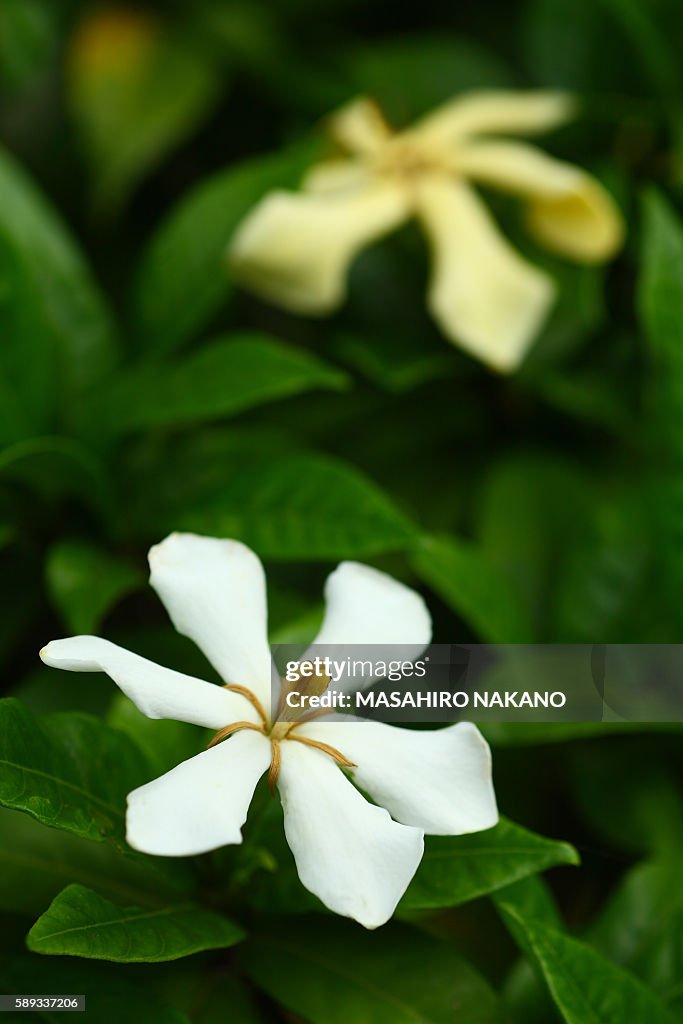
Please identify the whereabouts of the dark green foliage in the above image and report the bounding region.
[0,0,681,1019]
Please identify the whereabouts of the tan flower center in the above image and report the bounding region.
[207,683,355,794]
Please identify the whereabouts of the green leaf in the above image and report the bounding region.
[496,874,565,929]
[599,0,682,108]
[639,190,683,626]
[0,806,193,917]
[0,0,57,92]
[497,903,676,1024]
[411,534,534,642]
[498,877,572,1023]
[524,365,632,434]
[27,883,244,963]
[131,138,320,353]
[46,540,144,633]
[107,694,204,778]
[587,859,683,999]
[0,436,110,511]
[0,145,116,439]
[1,956,190,1023]
[170,452,418,560]
[330,330,454,395]
[476,456,591,638]
[0,698,150,849]
[400,817,578,910]
[240,915,507,1024]
[553,492,649,641]
[67,8,223,213]
[95,333,349,436]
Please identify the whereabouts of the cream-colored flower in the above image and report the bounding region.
[40,533,497,929]
[229,92,624,372]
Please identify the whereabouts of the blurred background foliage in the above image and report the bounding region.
[0,0,683,1021]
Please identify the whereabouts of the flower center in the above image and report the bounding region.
[207,683,355,794]
[372,136,451,184]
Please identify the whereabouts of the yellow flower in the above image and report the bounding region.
[229,92,624,372]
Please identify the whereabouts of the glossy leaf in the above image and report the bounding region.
[411,534,534,642]
[639,190,683,628]
[0,145,116,439]
[0,698,150,849]
[401,817,578,910]
[171,452,419,559]
[96,333,349,436]
[498,902,675,1024]
[28,884,244,963]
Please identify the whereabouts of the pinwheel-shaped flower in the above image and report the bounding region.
[40,533,497,928]
[229,92,624,372]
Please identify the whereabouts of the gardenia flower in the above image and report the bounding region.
[40,533,497,928]
[229,91,624,372]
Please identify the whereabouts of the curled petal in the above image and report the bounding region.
[417,176,554,371]
[412,90,574,145]
[327,96,391,155]
[278,741,424,928]
[127,730,271,856]
[457,140,624,262]
[40,635,255,729]
[304,561,431,689]
[299,720,498,835]
[229,182,410,314]
[149,533,273,708]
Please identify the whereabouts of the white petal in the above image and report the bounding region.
[457,141,624,262]
[412,90,574,145]
[298,720,498,835]
[229,182,410,314]
[127,730,271,856]
[149,533,273,709]
[417,176,554,372]
[40,635,255,729]
[278,740,423,927]
[327,97,391,155]
[304,562,431,689]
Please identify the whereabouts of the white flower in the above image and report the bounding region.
[40,533,497,929]
[229,92,624,372]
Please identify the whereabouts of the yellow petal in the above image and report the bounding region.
[229,181,410,314]
[412,90,574,145]
[327,97,391,155]
[417,176,555,372]
[302,159,367,194]
[457,140,624,262]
